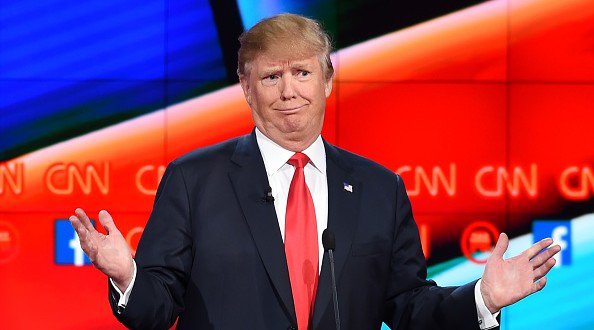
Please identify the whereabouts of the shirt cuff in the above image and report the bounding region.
[109,259,137,308]
[475,279,500,329]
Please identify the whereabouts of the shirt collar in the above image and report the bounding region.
[255,127,326,176]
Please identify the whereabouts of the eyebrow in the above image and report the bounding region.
[290,62,312,70]
[261,64,312,76]
[260,66,282,75]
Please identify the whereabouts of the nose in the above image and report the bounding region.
[279,73,296,100]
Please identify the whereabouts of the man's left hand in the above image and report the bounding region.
[480,233,561,313]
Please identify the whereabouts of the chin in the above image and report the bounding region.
[280,118,306,133]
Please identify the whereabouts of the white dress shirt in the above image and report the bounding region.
[255,128,327,271]
[112,128,500,329]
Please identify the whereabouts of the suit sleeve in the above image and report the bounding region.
[382,175,487,330]
[108,161,193,330]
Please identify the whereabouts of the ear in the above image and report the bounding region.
[324,77,333,98]
[239,75,252,105]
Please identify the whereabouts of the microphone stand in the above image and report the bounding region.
[323,229,340,330]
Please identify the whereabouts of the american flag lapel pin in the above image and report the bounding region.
[343,182,353,193]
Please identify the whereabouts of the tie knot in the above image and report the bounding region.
[288,152,310,168]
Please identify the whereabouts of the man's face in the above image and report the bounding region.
[240,52,332,150]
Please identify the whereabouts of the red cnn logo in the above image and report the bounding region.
[460,221,499,264]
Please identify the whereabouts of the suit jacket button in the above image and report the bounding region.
[287,326,297,330]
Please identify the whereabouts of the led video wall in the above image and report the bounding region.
[1,0,593,328]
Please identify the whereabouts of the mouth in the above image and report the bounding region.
[275,104,307,113]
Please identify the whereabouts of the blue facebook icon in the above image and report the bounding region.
[55,219,92,266]
[533,220,571,267]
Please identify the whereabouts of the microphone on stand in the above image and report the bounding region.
[322,229,340,330]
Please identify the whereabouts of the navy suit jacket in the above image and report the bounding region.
[109,131,483,330]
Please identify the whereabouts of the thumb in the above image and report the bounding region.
[491,232,508,259]
[98,210,118,234]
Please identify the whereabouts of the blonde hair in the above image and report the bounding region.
[237,13,334,81]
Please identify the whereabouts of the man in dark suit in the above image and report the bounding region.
[69,14,559,330]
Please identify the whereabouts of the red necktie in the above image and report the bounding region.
[285,152,319,330]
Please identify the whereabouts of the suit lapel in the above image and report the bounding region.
[228,132,297,325]
[312,141,361,329]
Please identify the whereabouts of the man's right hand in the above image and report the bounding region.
[69,208,134,292]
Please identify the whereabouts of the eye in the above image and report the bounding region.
[261,74,279,86]
[296,70,312,80]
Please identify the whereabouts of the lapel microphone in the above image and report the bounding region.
[322,229,340,330]
[263,186,275,204]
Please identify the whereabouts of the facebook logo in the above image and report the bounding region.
[55,219,92,266]
[533,220,571,267]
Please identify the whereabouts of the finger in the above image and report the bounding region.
[77,229,94,255]
[69,215,91,242]
[69,216,96,256]
[491,232,509,259]
[69,215,89,240]
[75,208,96,233]
[530,244,561,268]
[533,258,556,281]
[524,237,553,260]
[532,276,547,293]
[98,210,119,234]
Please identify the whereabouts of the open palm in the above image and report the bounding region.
[480,233,560,313]
[69,208,134,291]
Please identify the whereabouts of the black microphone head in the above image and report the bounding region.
[322,229,336,251]
[264,186,275,203]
